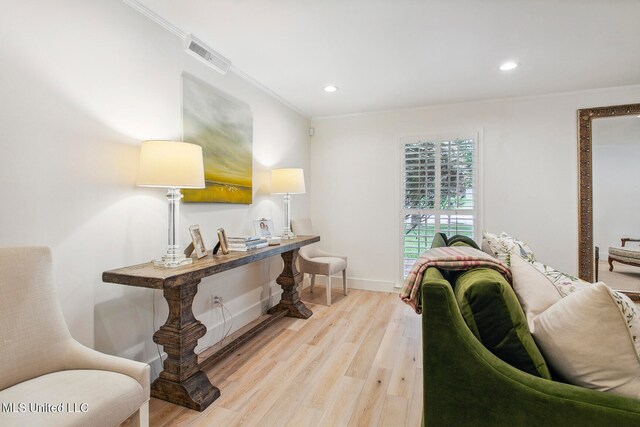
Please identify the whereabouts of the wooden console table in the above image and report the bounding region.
[102,235,319,411]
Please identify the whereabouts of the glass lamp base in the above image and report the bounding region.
[152,253,193,268]
[281,227,296,240]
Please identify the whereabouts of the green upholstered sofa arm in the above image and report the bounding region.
[421,269,640,426]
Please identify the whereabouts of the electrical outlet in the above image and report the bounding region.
[211,295,222,306]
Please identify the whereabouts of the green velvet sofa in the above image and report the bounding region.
[421,236,640,426]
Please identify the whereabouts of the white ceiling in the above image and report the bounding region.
[135,0,640,118]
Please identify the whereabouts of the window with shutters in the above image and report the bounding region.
[400,135,479,279]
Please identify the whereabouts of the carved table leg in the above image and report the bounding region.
[268,249,313,319]
[151,280,220,411]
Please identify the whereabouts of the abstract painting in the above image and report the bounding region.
[181,73,253,204]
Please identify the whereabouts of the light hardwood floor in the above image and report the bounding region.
[597,259,640,291]
[131,287,423,427]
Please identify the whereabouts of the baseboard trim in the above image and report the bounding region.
[300,275,397,293]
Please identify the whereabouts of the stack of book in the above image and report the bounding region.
[227,236,269,252]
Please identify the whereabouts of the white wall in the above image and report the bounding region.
[0,0,310,376]
[310,86,640,288]
[593,143,640,255]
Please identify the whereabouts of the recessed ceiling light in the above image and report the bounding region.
[499,61,520,71]
[323,85,339,93]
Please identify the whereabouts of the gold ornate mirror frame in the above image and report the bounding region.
[577,102,640,282]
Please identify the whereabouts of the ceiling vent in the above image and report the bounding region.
[184,34,231,75]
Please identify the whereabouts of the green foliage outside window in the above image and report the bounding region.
[402,138,476,277]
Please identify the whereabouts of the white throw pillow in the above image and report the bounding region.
[532,282,640,398]
[510,255,562,324]
[511,254,590,329]
[482,231,536,266]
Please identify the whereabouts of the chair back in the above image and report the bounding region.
[0,247,71,391]
[291,218,314,235]
[292,218,317,257]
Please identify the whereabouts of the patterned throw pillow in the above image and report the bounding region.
[528,260,590,298]
[611,289,640,358]
[482,231,536,266]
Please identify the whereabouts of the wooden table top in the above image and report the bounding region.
[102,235,320,289]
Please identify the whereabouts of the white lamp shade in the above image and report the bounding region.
[137,140,205,188]
[271,168,306,194]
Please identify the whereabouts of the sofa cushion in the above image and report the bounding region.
[431,232,448,248]
[532,282,640,399]
[446,236,481,283]
[448,235,479,249]
[454,268,551,379]
[0,369,144,427]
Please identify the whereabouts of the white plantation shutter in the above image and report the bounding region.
[401,136,479,278]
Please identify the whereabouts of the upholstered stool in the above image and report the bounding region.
[608,246,640,271]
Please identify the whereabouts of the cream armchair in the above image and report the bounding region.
[0,247,149,427]
[291,219,347,306]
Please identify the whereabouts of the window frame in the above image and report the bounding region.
[398,131,483,283]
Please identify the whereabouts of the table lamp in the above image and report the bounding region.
[271,168,306,239]
[137,140,205,267]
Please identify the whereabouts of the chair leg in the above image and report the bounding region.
[342,269,347,296]
[131,400,149,427]
[326,275,332,306]
[310,274,316,293]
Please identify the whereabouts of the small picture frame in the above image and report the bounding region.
[189,225,207,259]
[217,228,229,255]
[253,218,274,237]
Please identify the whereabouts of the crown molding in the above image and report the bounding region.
[122,0,185,38]
[122,0,310,119]
[228,66,310,119]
